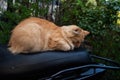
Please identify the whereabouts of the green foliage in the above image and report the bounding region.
[0,0,49,44]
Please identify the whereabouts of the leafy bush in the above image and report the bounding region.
[58,0,120,54]
[0,0,50,44]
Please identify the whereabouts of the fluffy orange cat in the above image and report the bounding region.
[8,17,89,54]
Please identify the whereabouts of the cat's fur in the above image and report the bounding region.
[8,17,89,54]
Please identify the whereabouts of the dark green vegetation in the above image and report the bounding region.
[0,0,120,80]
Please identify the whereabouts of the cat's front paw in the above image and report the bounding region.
[70,44,75,50]
[62,45,74,51]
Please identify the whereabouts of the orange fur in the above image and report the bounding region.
[61,25,90,48]
[8,17,89,54]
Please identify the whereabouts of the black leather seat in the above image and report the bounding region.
[0,45,91,79]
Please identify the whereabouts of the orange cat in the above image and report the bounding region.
[8,17,89,54]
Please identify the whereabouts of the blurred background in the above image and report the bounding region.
[0,0,120,80]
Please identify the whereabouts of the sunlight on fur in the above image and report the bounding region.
[8,17,90,54]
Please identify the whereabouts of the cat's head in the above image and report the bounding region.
[61,25,90,48]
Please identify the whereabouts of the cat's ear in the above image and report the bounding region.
[83,30,90,36]
[72,28,80,35]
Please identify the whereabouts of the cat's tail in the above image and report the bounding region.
[7,39,22,54]
[8,46,23,54]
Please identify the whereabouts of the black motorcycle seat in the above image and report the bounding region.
[0,45,91,78]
